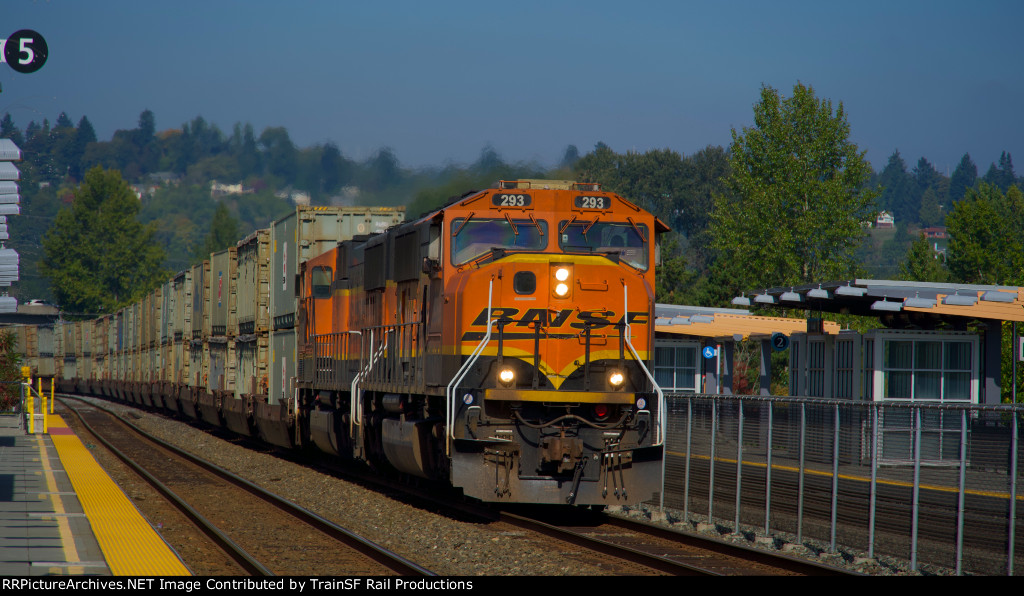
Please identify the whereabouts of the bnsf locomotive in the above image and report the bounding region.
[297,180,667,505]
[34,180,668,506]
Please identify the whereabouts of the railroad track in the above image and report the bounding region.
[59,395,434,577]
[495,508,857,576]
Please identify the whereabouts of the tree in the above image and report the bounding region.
[710,83,878,291]
[945,183,1024,285]
[0,330,22,410]
[900,233,948,282]
[559,145,580,169]
[917,187,943,227]
[0,114,23,146]
[948,153,977,203]
[39,166,166,316]
[196,202,240,261]
[876,150,916,224]
[913,156,947,210]
[983,151,1017,192]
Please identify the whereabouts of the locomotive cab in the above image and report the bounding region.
[295,180,668,506]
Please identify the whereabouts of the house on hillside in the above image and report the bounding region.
[875,211,894,228]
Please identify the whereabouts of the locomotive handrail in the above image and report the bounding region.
[445,277,495,456]
[350,329,387,443]
[621,281,665,448]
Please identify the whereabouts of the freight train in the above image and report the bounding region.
[15,180,668,506]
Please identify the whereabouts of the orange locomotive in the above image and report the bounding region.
[297,180,668,505]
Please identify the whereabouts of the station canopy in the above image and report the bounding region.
[654,303,839,341]
[732,279,1024,324]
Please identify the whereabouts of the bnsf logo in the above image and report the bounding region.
[471,308,648,329]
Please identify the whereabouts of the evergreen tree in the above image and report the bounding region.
[876,150,916,225]
[918,188,943,227]
[948,153,977,203]
[984,151,1017,192]
[198,202,239,259]
[559,145,580,169]
[39,167,166,315]
[0,114,23,146]
[54,112,74,130]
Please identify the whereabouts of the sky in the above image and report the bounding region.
[2,0,1022,175]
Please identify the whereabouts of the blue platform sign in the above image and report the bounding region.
[771,332,790,351]
[702,346,717,359]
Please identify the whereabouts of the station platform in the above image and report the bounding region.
[0,409,191,576]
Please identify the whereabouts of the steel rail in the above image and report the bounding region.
[60,395,435,577]
[60,396,271,576]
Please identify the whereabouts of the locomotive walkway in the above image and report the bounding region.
[0,411,189,575]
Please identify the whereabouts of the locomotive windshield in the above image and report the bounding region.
[451,218,548,265]
[558,220,649,271]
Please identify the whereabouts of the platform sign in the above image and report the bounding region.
[1,30,48,73]
[702,346,717,359]
[771,332,790,351]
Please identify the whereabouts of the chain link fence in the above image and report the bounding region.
[661,393,1024,575]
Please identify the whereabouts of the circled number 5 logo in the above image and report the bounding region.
[2,30,48,73]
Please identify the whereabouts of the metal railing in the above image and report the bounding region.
[661,393,1024,575]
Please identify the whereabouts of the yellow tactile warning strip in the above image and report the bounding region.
[46,414,191,576]
[35,434,85,574]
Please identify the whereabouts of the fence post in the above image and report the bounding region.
[765,400,773,535]
[684,397,692,522]
[709,398,717,523]
[831,402,839,552]
[1009,411,1018,576]
[911,406,922,572]
[797,402,806,543]
[735,399,743,533]
[956,408,967,575]
[869,403,879,559]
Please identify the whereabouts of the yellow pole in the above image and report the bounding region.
[37,378,46,433]
[50,378,54,414]
[21,367,32,434]
[26,388,33,434]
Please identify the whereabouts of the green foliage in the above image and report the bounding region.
[948,153,977,203]
[198,202,241,261]
[39,167,167,316]
[945,183,1024,285]
[0,331,22,410]
[983,151,1017,192]
[899,233,949,282]
[572,143,730,297]
[917,187,943,227]
[711,82,878,293]
[405,147,546,218]
[140,185,291,271]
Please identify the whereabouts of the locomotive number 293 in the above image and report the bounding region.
[492,193,532,207]
[574,195,607,209]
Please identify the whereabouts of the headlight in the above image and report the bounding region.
[554,283,569,297]
[554,267,570,281]
[499,368,515,386]
[609,371,625,388]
